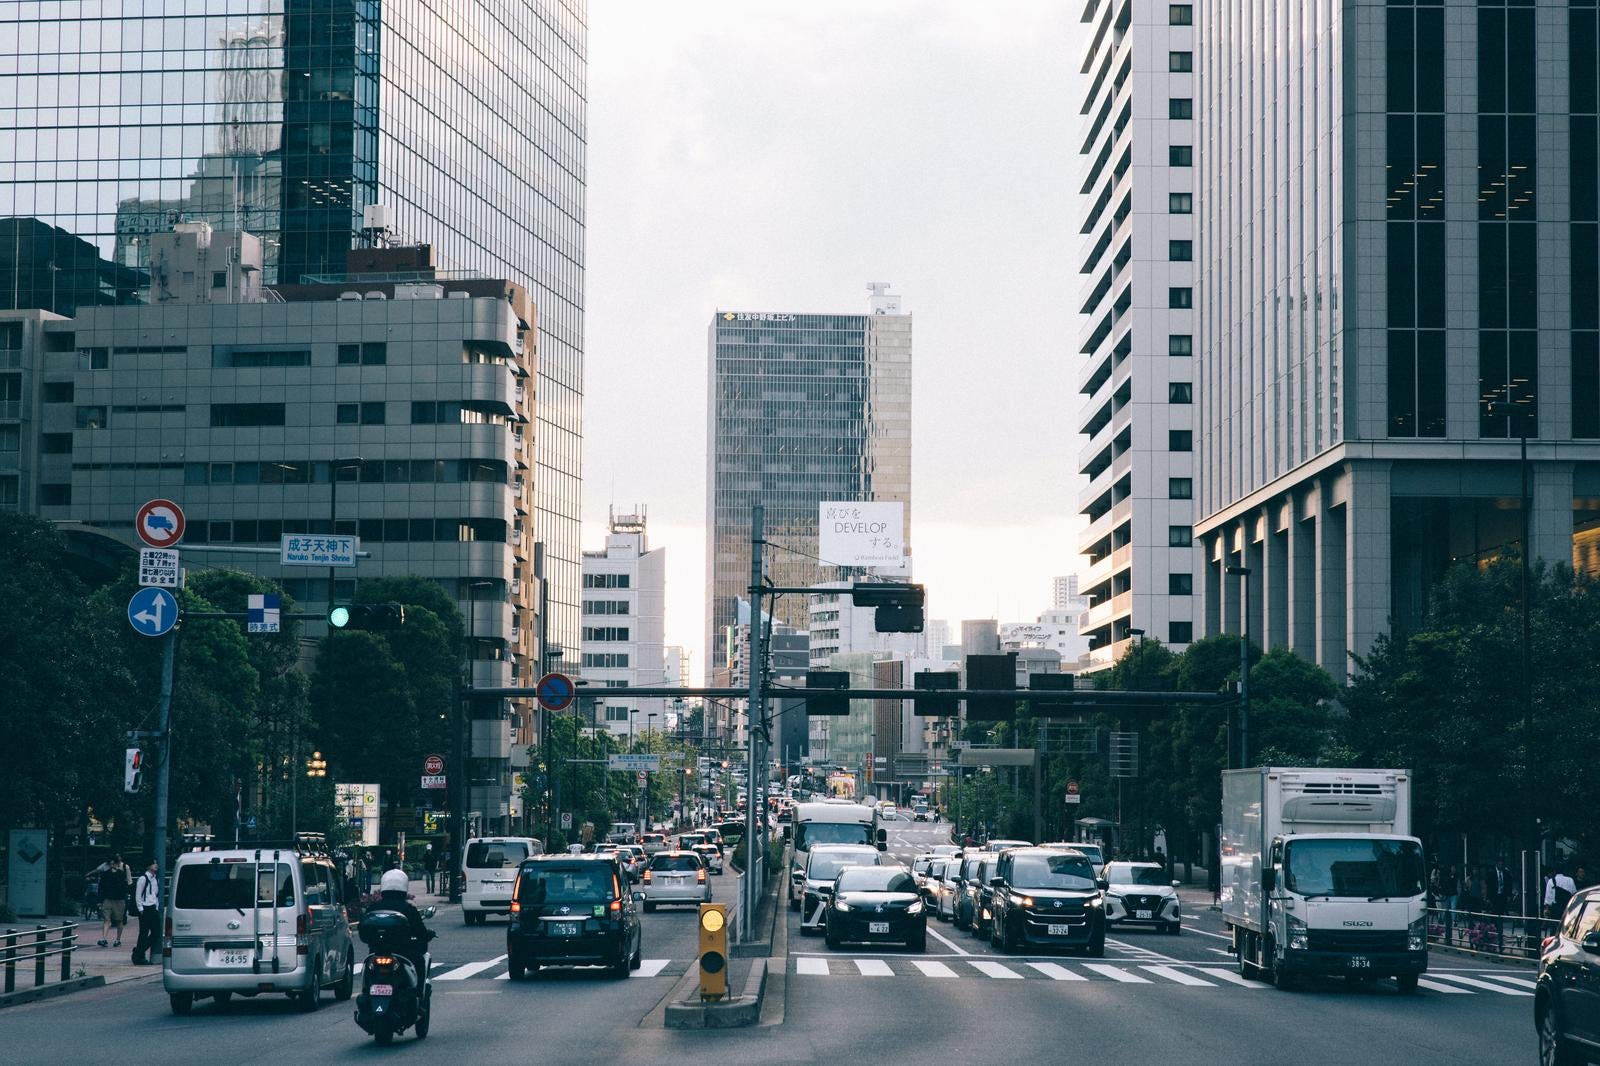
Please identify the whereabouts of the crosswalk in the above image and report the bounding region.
[353,958,688,981]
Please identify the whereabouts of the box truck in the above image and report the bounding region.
[1221,767,1428,992]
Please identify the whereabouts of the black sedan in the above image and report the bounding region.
[823,866,927,951]
[1536,884,1600,1066]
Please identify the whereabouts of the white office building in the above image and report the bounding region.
[580,508,666,737]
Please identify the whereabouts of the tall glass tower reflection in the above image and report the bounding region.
[0,0,587,657]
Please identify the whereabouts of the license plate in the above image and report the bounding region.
[1047,924,1071,936]
[206,948,252,967]
[551,922,580,937]
[869,922,890,934]
[1135,910,1153,920]
[1348,956,1372,969]
[368,983,394,996]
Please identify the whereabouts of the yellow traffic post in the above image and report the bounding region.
[698,902,729,1002]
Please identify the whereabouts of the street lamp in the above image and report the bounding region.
[1224,564,1252,769]
[306,750,327,779]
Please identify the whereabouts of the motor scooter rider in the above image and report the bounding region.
[376,868,434,985]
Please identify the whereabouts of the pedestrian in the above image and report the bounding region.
[1427,865,1441,908]
[1544,866,1578,921]
[98,854,131,948]
[132,861,160,965]
[1488,860,1512,914]
[423,845,435,894]
[1576,865,1593,891]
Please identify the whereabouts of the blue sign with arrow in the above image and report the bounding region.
[127,586,178,638]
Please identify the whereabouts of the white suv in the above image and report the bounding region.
[1101,861,1182,933]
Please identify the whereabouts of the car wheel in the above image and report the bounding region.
[824,919,840,951]
[1540,1000,1581,1066]
[630,939,643,970]
[990,917,1003,950]
[789,896,799,912]
[297,961,322,1011]
[508,955,526,981]
[910,929,927,953]
[1266,939,1294,991]
[1086,934,1106,958]
[610,952,630,979]
[414,989,431,1039]
[1395,972,1420,996]
[1000,919,1020,954]
[1166,921,1181,935]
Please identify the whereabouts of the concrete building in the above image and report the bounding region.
[960,619,1000,658]
[1051,574,1081,611]
[1073,0,1199,671]
[1193,0,1600,680]
[804,581,925,760]
[705,286,913,663]
[580,508,667,738]
[663,645,691,688]
[19,225,536,828]
[1,1,589,663]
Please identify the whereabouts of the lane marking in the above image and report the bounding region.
[435,954,507,980]
[1141,964,1216,987]
[912,960,959,978]
[1026,962,1086,981]
[924,923,971,956]
[1195,967,1260,987]
[1416,978,1472,995]
[969,960,1023,979]
[1475,973,1536,990]
[1185,926,1236,942]
[1206,947,1234,957]
[495,971,509,980]
[1082,963,1150,983]
[1427,973,1532,996]
[795,956,830,976]
[634,958,670,978]
[854,958,894,976]
[1105,936,1186,964]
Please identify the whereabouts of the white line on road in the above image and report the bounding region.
[854,958,894,976]
[1194,967,1260,987]
[633,958,670,978]
[795,957,830,976]
[1185,926,1235,942]
[1206,947,1234,957]
[1427,973,1533,996]
[1475,973,1537,990]
[969,960,1023,979]
[1026,962,1086,981]
[1141,965,1216,987]
[924,923,971,956]
[435,955,507,981]
[1416,978,1472,995]
[912,960,959,978]
[1105,936,1186,964]
[1082,963,1150,983]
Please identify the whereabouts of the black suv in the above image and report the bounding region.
[506,854,643,980]
[1537,884,1600,1065]
[988,847,1107,956]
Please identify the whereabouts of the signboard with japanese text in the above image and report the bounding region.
[819,501,906,570]
[336,782,380,845]
[280,534,358,567]
[138,548,181,588]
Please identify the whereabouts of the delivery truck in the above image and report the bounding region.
[1221,767,1428,992]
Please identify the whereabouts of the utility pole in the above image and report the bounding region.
[151,631,177,894]
[743,504,765,943]
[1225,565,1252,769]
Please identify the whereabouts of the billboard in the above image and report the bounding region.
[819,501,905,569]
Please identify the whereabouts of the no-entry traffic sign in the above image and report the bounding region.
[536,672,575,711]
[136,499,186,548]
[423,754,445,775]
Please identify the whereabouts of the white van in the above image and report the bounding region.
[461,836,543,925]
[163,836,354,1015]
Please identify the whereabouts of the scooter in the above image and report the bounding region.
[354,905,436,1046]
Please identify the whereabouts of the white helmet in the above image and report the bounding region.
[380,868,408,894]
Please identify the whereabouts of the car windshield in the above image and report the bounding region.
[1283,839,1426,898]
[810,852,876,880]
[679,836,705,847]
[175,862,293,909]
[466,842,529,868]
[516,865,614,903]
[912,858,933,875]
[1010,854,1098,891]
[836,868,917,893]
[1106,864,1168,886]
[650,854,702,872]
[795,821,873,851]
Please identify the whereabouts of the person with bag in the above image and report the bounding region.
[1545,865,1578,921]
[132,861,161,965]
[98,854,131,948]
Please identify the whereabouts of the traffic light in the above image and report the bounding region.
[913,670,959,717]
[1028,673,1076,717]
[698,902,729,1001]
[804,670,850,716]
[965,653,1018,721]
[851,582,925,633]
[124,748,143,793]
[327,602,406,630]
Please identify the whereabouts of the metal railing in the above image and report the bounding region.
[3,922,79,994]
[1426,906,1557,962]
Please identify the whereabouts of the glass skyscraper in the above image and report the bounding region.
[0,0,587,655]
[705,292,912,673]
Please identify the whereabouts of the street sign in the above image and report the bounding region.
[246,593,281,633]
[420,775,446,790]
[560,812,573,830]
[949,740,971,751]
[608,754,661,772]
[127,586,178,637]
[637,772,647,787]
[135,499,185,548]
[1065,779,1081,806]
[536,672,576,711]
[280,534,358,567]
[137,548,181,588]
[423,754,445,775]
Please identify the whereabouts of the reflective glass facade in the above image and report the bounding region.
[705,310,912,670]
[0,0,587,655]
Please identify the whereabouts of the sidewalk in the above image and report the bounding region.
[18,913,157,989]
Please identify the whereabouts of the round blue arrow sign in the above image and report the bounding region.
[127,587,179,637]
[536,672,575,711]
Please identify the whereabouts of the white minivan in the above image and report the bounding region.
[461,837,542,925]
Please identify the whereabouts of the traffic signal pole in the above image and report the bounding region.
[150,630,177,900]
[743,505,764,944]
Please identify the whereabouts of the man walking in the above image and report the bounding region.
[1488,859,1512,914]
[132,861,160,965]
[98,854,131,948]
[1545,866,1578,921]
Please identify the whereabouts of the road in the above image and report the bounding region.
[4,825,1536,1064]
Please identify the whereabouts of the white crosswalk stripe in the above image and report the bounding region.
[1081,963,1150,983]
[1416,978,1473,995]
[795,957,830,976]
[1426,972,1533,996]
[854,958,894,976]
[435,955,507,981]
[1476,973,1537,991]
[1026,962,1086,981]
[634,958,671,978]
[1140,965,1216,987]
[969,961,1023,980]
[1195,967,1261,988]
[912,960,959,978]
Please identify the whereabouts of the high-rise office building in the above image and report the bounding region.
[0,1,588,660]
[1074,0,1199,671]
[1194,0,1600,680]
[705,285,912,666]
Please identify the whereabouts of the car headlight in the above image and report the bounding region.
[1086,896,1102,909]
[1408,915,1427,952]
[907,901,923,915]
[1019,896,1034,909]
[1287,914,1309,951]
[834,900,851,912]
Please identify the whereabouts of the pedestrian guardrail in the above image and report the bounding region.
[1426,906,1557,961]
[3,922,80,995]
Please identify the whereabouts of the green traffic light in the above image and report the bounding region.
[328,605,351,628]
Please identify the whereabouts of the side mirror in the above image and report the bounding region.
[633,892,646,903]
[1172,880,1182,889]
[990,877,1005,888]
[1097,878,1110,891]
[1263,869,1276,892]
[1582,931,1600,955]
[421,906,437,919]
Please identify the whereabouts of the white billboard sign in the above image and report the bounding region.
[819,501,905,569]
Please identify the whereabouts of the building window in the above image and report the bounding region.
[583,599,632,615]
[336,403,359,424]
[1169,525,1192,547]
[1169,192,1193,214]
[1168,621,1194,644]
[40,432,71,454]
[1169,382,1193,404]
[583,626,631,642]
[1575,333,1600,438]
[0,474,17,507]
[1169,334,1194,356]
[605,705,630,722]
[42,381,73,403]
[39,483,71,505]
[75,405,107,429]
[583,573,632,589]
[1387,330,1446,437]
[582,653,630,669]
[211,402,286,427]
[1169,430,1193,451]
[412,400,463,424]
[1169,477,1193,499]
[1169,50,1193,73]
[1168,287,1193,309]
[1169,240,1193,261]
[1169,4,1192,25]
[0,425,17,452]
[360,401,385,425]
[1168,98,1193,120]
[337,343,360,365]
[1168,573,1194,596]
[362,342,387,366]
[1169,145,1193,167]
[1478,331,1538,438]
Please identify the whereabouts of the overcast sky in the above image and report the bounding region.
[582,1,1083,680]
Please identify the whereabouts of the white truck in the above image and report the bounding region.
[1222,767,1428,992]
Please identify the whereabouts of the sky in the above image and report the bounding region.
[582,1,1085,681]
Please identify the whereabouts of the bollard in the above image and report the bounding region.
[3,928,15,994]
[62,923,74,982]
[35,925,47,987]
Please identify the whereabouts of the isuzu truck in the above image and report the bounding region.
[1221,767,1428,992]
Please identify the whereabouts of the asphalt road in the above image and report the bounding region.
[4,825,1538,1064]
